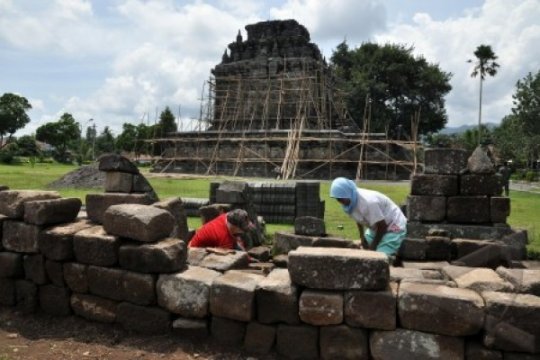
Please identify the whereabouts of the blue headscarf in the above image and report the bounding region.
[330,177,358,214]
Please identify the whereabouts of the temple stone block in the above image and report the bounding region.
[447,196,491,223]
[38,220,94,261]
[410,174,458,196]
[299,290,343,326]
[407,222,514,240]
[87,266,124,301]
[210,270,264,322]
[273,231,314,254]
[288,247,389,290]
[320,325,369,360]
[99,154,139,174]
[152,197,189,241]
[121,270,156,306]
[398,282,484,336]
[39,284,71,316]
[0,278,15,305]
[424,148,468,175]
[398,238,426,260]
[442,265,514,292]
[0,252,23,278]
[44,260,64,287]
[23,254,47,285]
[85,193,154,224]
[172,317,208,338]
[23,198,81,225]
[491,196,511,223]
[63,262,88,293]
[70,293,118,323]
[119,238,187,273]
[460,174,503,196]
[157,266,220,318]
[104,171,133,193]
[244,322,276,355]
[401,261,450,270]
[256,268,300,324]
[103,204,175,243]
[215,181,248,204]
[0,190,60,219]
[496,267,540,296]
[466,341,503,360]
[2,221,41,253]
[117,302,171,335]
[276,324,319,360]
[294,216,326,236]
[187,248,249,271]
[15,280,38,314]
[425,236,452,260]
[390,267,425,282]
[344,283,397,330]
[407,195,446,222]
[73,226,120,266]
[210,316,246,346]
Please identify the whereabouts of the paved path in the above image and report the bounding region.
[510,181,540,193]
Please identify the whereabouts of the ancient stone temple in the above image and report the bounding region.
[151,20,417,179]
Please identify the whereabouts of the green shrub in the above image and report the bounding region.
[525,170,538,182]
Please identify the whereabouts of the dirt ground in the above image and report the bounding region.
[0,307,270,360]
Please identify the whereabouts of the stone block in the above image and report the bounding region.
[63,262,88,293]
[407,221,514,240]
[491,196,511,223]
[73,226,120,266]
[447,196,491,223]
[23,254,48,285]
[320,325,369,360]
[407,195,446,222]
[466,341,503,360]
[119,238,187,273]
[0,214,5,249]
[247,246,271,262]
[210,270,264,322]
[210,316,246,346]
[70,293,118,323]
[294,216,326,236]
[442,265,514,292]
[398,282,484,336]
[0,190,60,219]
[103,204,175,243]
[15,280,38,314]
[104,171,133,192]
[424,236,452,261]
[272,254,288,268]
[87,266,123,301]
[410,174,458,196]
[85,193,154,224]
[424,148,468,175]
[500,230,529,261]
[215,181,248,204]
[121,270,156,306]
[312,236,357,248]
[452,238,495,258]
[496,267,540,296]
[0,185,8,191]
[152,197,189,241]
[39,284,71,316]
[503,352,539,360]
[288,247,389,290]
[132,175,158,201]
[519,261,540,270]
[0,278,15,305]
[401,261,450,270]
[2,220,41,253]
[172,317,208,338]
[344,283,397,330]
[460,174,503,196]
[256,268,300,325]
[276,324,319,360]
[299,290,343,326]
[23,198,81,225]
[189,249,249,272]
[273,231,314,254]
[398,238,427,260]
[244,322,276,355]
[117,302,171,334]
[483,291,540,353]
[44,260,64,287]
[199,204,226,224]
[370,328,465,359]
[98,153,139,174]
[468,146,496,173]
[157,266,220,318]
[38,220,94,261]
[0,252,23,278]
[421,269,445,280]
[390,267,425,282]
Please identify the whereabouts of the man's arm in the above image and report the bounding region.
[356,222,369,249]
[369,220,388,251]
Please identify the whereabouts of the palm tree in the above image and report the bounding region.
[468,45,500,143]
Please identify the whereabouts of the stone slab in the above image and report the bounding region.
[424,148,468,175]
[87,265,123,301]
[0,252,23,278]
[23,198,81,225]
[496,267,540,296]
[188,248,249,272]
[447,196,491,223]
[15,280,38,314]
[276,324,319,360]
[23,254,48,285]
[63,262,88,293]
[442,265,514,292]
[104,171,133,193]
[171,317,208,338]
[0,190,60,219]
[407,222,514,240]
[466,341,503,360]
[0,278,15,306]
[2,220,42,253]
[294,216,326,236]
[210,316,246,346]
[491,196,511,223]
[390,267,425,282]
[410,174,458,196]
[398,238,427,260]
[98,153,139,174]
[73,226,120,266]
[256,268,300,325]
[460,174,503,196]
[152,197,189,241]
[407,195,446,222]
[344,283,397,330]
[320,325,368,360]
[71,293,118,323]
[288,247,389,290]
[44,260,64,287]
[117,302,171,334]
[244,322,276,355]
[119,238,187,273]
[39,284,71,316]
[424,236,452,261]
[299,290,343,326]
[273,231,314,254]
[38,220,94,261]
[402,261,450,270]
[121,270,156,306]
[312,236,357,249]
[247,246,271,262]
[85,193,154,224]
[215,181,248,204]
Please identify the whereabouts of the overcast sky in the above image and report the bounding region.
[1,0,539,136]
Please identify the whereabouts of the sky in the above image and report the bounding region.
[1,0,539,136]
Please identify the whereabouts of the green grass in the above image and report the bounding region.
[0,162,539,255]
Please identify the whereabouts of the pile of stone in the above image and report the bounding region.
[403,147,527,265]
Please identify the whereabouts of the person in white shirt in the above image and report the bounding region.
[330,177,407,256]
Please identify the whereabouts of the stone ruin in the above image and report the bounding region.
[0,153,539,359]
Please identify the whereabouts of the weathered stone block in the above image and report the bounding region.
[157,266,220,318]
[496,267,540,296]
[85,193,154,224]
[39,284,71,316]
[288,247,389,290]
[398,238,427,260]
[71,293,118,323]
[294,216,326,236]
[424,148,468,175]
[210,270,264,322]
[44,260,64,287]
[63,262,88,293]
[461,174,503,196]
[103,204,175,243]
[23,198,81,226]
[23,254,48,285]
[425,236,452,260]
[188,248,249,272]
[0,190,60,219]
[468,146,496,173]
[447,196,491,223]
[407,221,514,240]
[104,171,133,193]
[502,352,538,360]
[15,280,38,314]
[132,174,158,201]
[247,246,271,262]
[466,341,503,360]
[299,290,343,326]
[73,226,120,266]
[390,267,425,282]
[121,270,156,306]
[0,278,15,305]
[210,316,246,346]
[273,231,314,254]
[344,283,397,330]
[442,265,514,292]
[276,324,319,360]
[38,220,94,261]
[370,328,465,359]
[410,174,458,196]
[171,317,208,338]
[119,238,187,273]
[87,265,123,301]
[398,282,484,336]
[244,322,276,355]
[320,325,369,360]
[401,261,450,270]
[491,196,511,223]
[98,153,139,174]
[0,252,23,278]
[407,195,446,222]
[199,204,226,224]
[2,220,41,253]
[483,291,540,353]
[117,302,170,334]
[501,229,529,260]
[215,181,248,204]
[152,197,189,241]
[312,236,357,248]
[256,268,300,325]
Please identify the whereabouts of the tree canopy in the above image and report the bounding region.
[330,41,452,137]
[158,106,177,136]
[36,113,80,163]
[0,93,32,148]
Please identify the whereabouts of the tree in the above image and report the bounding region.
[16,135,40,157]
[95,126,116,155]
[512,70,540,135]
[158,106,177,136]
[330,42,452,137]
[116,122,152,156]
[35,113,80,163]
[0,93,32,148]
[468,45,500,140]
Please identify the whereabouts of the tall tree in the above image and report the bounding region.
[158,106,177,136]
[95,126,116,155]
[468,45,500,140]
[0,93,32,148]
[35,113,80,163]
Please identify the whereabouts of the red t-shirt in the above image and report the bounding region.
[189,214,236,249]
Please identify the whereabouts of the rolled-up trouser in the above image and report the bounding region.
[364,228,406,256]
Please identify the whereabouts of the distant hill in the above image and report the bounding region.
[440,122,497,135]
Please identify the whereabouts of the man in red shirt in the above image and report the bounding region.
[188,209,255,250]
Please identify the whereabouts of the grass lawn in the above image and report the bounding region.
[1,162,538,255]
